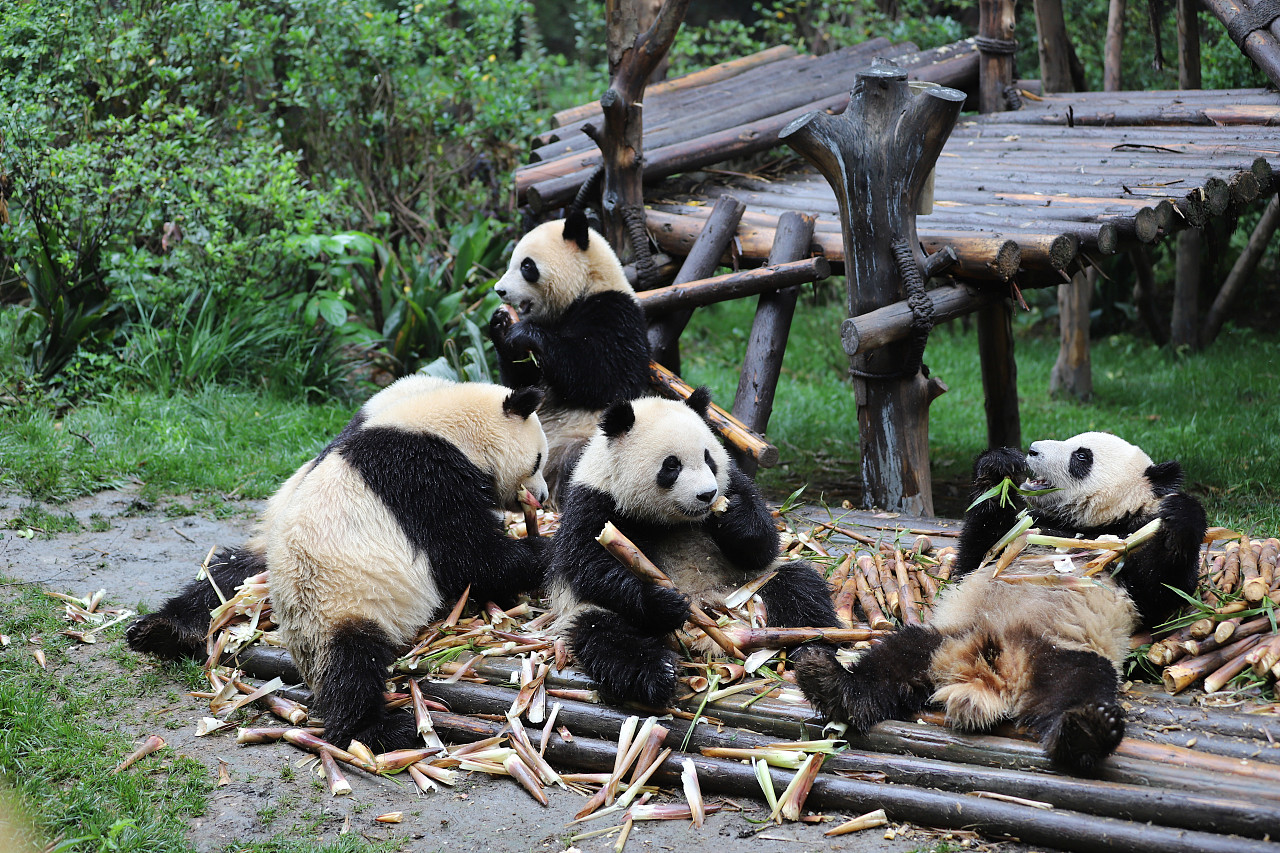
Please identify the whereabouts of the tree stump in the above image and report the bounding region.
[780,60,965,516]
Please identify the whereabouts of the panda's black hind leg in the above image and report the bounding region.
[315,618,418,752]
[569,607,679,708]
[1020,646,1124,775]
[126,546,265,659]
[792,625,942,733]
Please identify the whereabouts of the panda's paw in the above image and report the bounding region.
[124,613,201,660]
[790,645,866,729]
[343,710,420,754]
[488,305,515,341]
[973,447,1027,487]
[1044,702,1125,775]
[593,642,680,708]
[642,586,691,634]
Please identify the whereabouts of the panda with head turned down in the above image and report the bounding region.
[127,376,550,751]
[488,209,650,501]
[793,431,1207,775]
[548,389,842,707]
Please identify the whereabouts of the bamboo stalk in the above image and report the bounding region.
[1241,539,1267,603]
[1164,634,1265,694]
[853,559,892,630]
[596,522,745,659]
[320,749,353,796]
[720,625,883,650]
[1221,542,1241,595]
[1203,636,1267,693]
[112,735,165,774]
[894,550,921,626]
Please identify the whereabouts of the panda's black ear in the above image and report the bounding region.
[1146,460,1184,495]
[563,208,591,251]
[503,387,544,420]
[600,400,635,438]
[685,386,712,420]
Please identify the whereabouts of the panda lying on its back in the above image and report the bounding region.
[128,376,550,751]
[794,432,1207,775]
[488,210,650,501]
[549,389,841,707]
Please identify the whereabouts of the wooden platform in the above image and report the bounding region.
[517,39,1280,289]
[645,90,1280,286]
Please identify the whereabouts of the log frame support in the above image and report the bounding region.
[780,59,965,516]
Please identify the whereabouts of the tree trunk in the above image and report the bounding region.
[1033,0,1083,94]
[1178,0,1202,89]
[1201,194,1280,345]
[780,60,966,515]
[598,0,690,260]
[1173,0,1203,351]
[1104,0,1127,92]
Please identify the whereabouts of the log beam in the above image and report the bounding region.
[781,59,966,515]
[634,256,828,315]
[731,212,817,476]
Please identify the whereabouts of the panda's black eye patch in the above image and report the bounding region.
[520,257,539,283]
[704,449,717,475]
[657,454,682,489]
[1068,447,1093,480]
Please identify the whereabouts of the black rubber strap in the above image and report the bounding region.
[1227,0,1280,46]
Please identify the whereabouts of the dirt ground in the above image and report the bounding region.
[0,487,1042,853]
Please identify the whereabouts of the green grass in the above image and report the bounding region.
[0,587,209,853]
[0,386,354,504]
[681,295,1280,530]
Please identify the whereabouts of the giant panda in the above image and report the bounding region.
[488,209,650,500]
[548,388,841,707]
[793,431,1207,774]
[127,375,550,750]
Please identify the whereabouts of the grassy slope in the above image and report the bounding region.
[2,299,1277,530]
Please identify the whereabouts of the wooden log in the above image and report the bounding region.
[780,60,966,515]
[1034,0,1083,93]
[634,257,828,315]
[547,44,798,131]
[648,361,778,468]
[977,298,1021,450]
[731,211,816,475]
[621,253,678,290]
[647,194,744,373]
[1202,194,1280,345]
[840,283,996,357]
[597,0,690,258]
[977,0,1017,114]
[1199,0,1280,89]
[1050,268,1093,401]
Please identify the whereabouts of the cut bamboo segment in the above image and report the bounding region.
[320,749,353,796]
[855,556,892,629]
[1204,636,1266,693]
[1221,543,1241,596]
[824,808,889,836]
[1163,634,1265,694]
[112,735,165,774]
[1242,539,1267,603]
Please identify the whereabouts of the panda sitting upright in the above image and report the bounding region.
[488,210,650,500]
[548,389,841,707]
[794,431,1207,774]
[127,376,550,751]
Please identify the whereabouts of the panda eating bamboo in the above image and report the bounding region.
[794,431,1207,774]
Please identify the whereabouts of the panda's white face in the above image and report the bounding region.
[493,215,632,322]
[1022,431,1159,528]
[573,396,731,525]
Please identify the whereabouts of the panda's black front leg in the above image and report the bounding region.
[706,466,780,575]
[955,447,1030,578]
[792,625,943,734]
[569,606,681,708]
[758,560,840,629]
[1019,645,1124,775]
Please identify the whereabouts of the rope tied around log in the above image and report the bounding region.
[1226,0,1280,47]
[579,124,658,290]
[974,35,1019,56]
[849,238,934,380]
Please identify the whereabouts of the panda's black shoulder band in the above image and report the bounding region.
[504,387,545,419]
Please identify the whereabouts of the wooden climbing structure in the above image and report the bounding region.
[514,0,1280,515]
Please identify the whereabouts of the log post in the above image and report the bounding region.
[597,0,690,261]
[780,60,966,516]
[1050,269,1094,400]
[977,0,1018,113]
[647,194,745,373]
[975,0,1021,450]
[1173,0,1203,352]
[731,211,816,477]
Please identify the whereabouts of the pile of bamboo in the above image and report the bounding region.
[110,509,1280,851]
[1147,537,1280,695]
